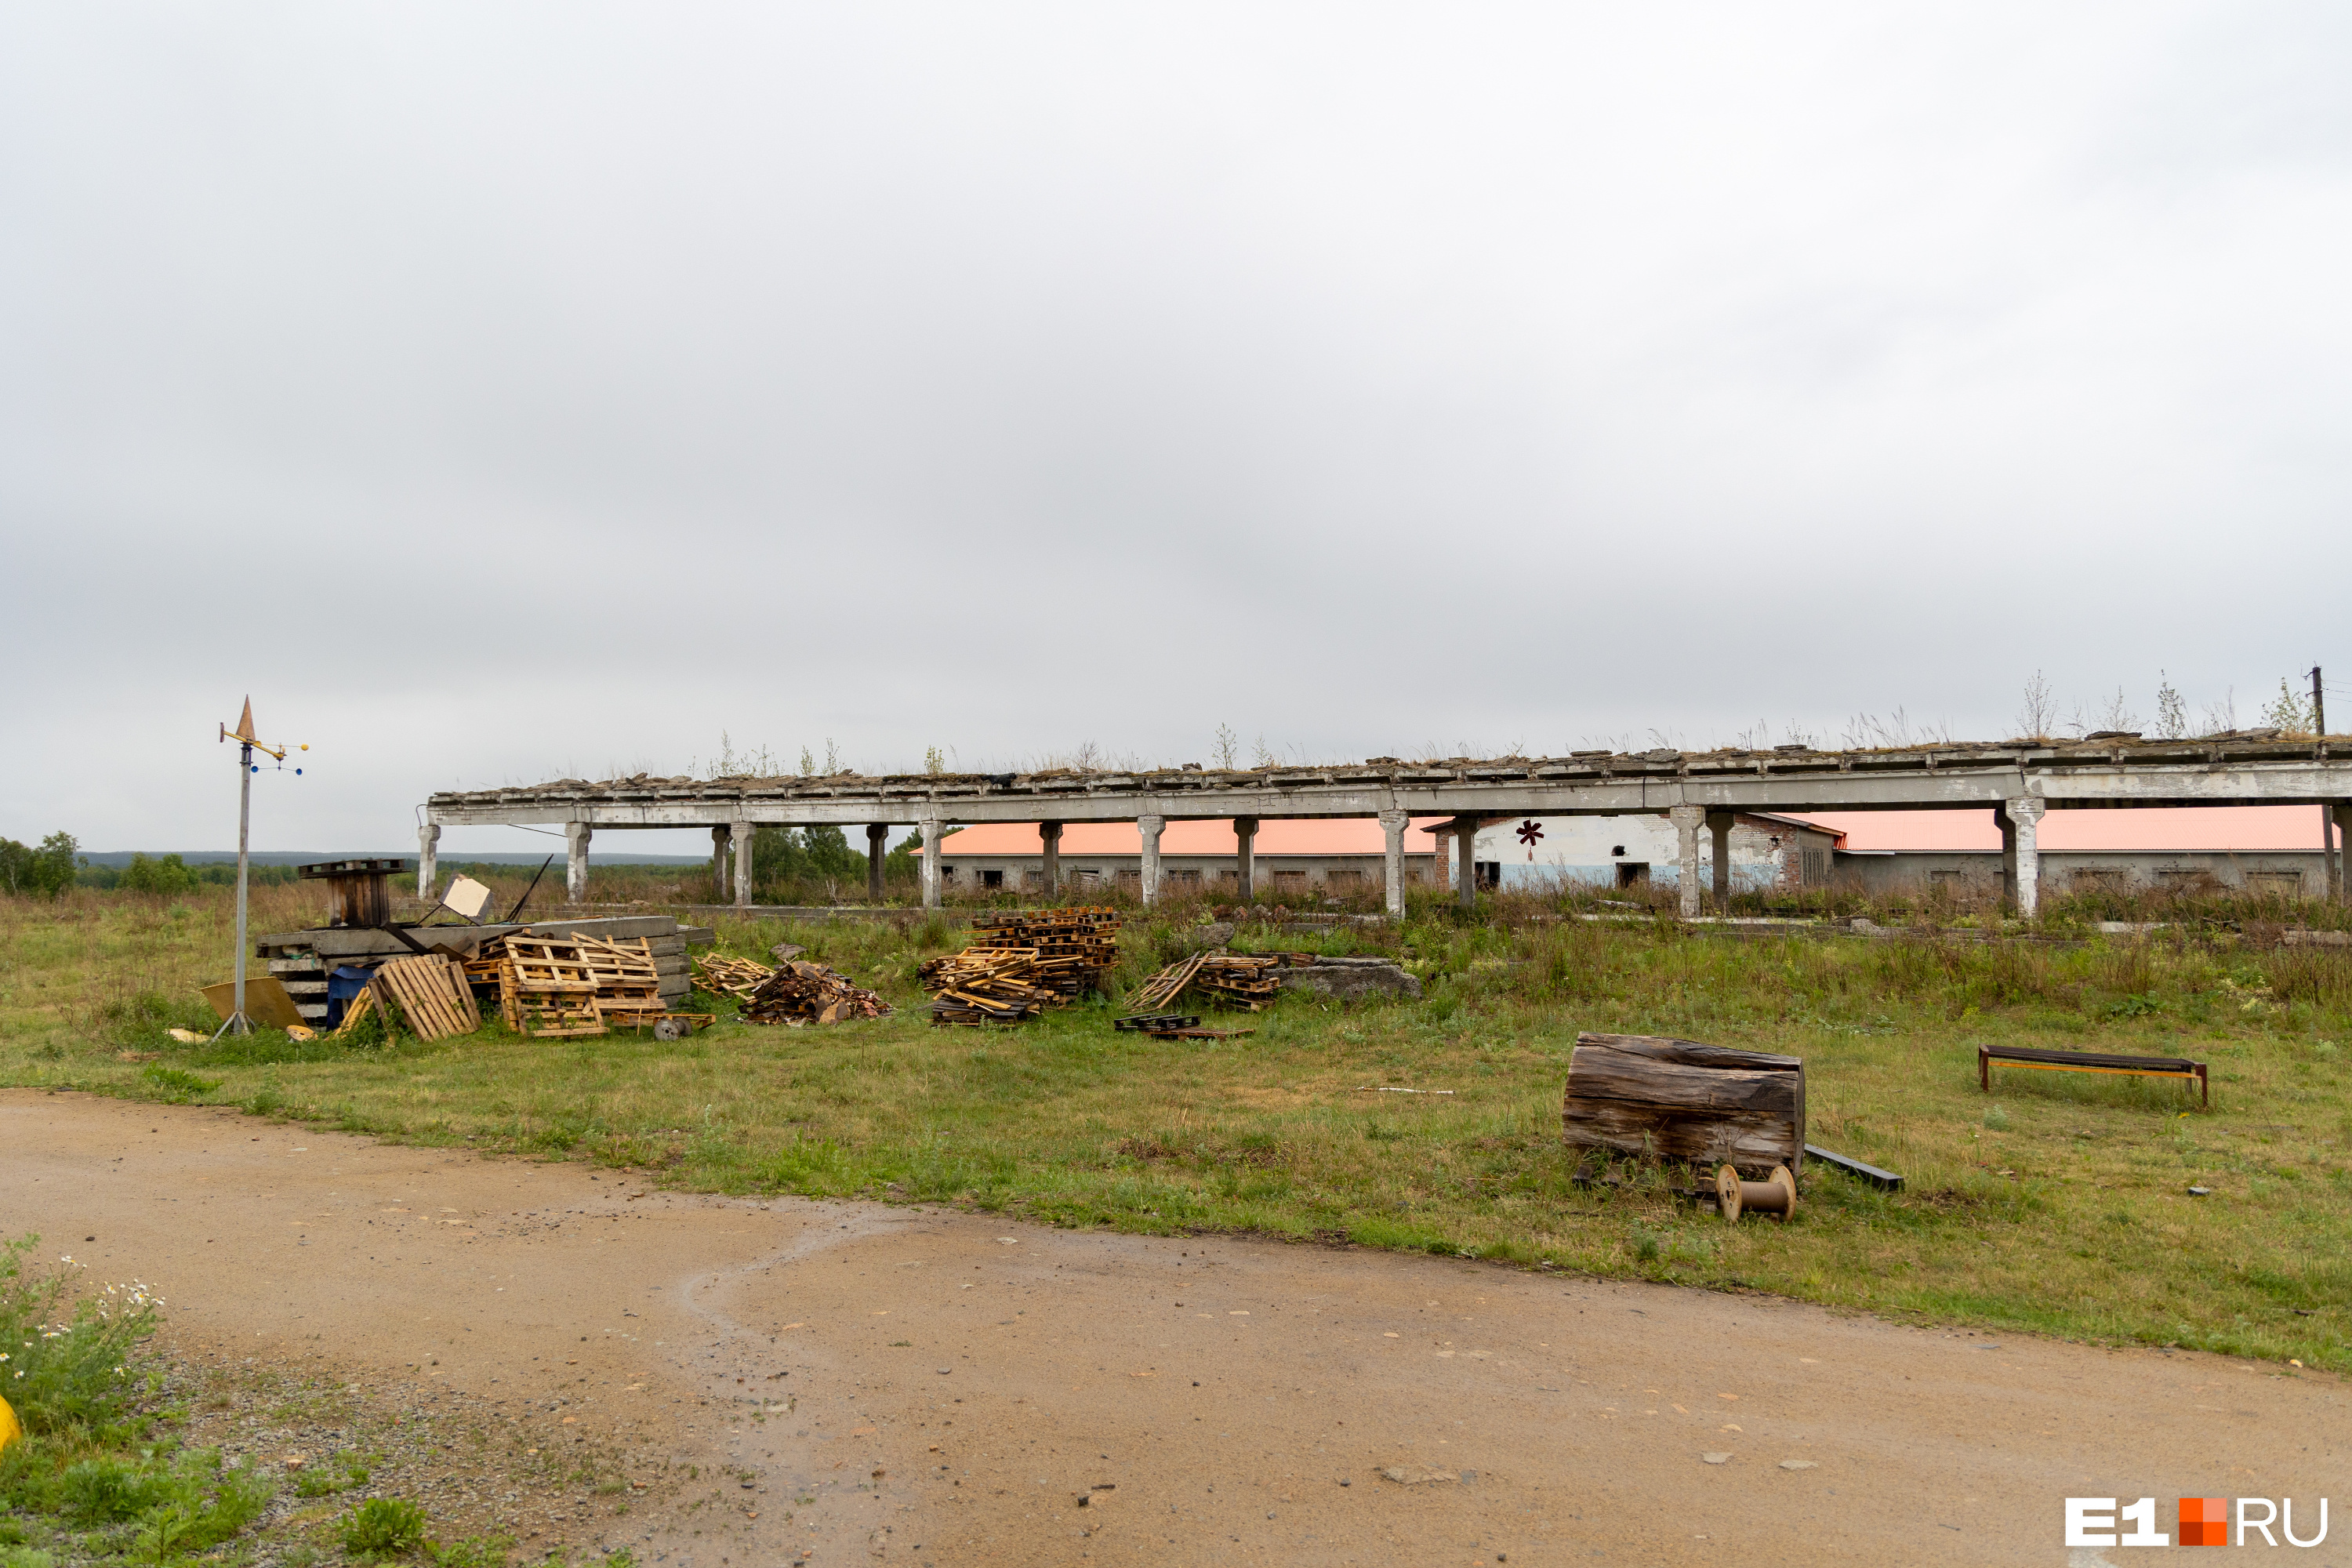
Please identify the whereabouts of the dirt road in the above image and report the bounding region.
[6,1089,2343,1566]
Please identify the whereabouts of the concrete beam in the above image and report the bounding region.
[1705,809,1733,911]
[866,824,888,902]
[731,822,752,908]
[1233,817,1258,903]
[417,824,440,902]
[1670,805,1704,920]
[1138,814,1166,906]
[1380,809,1409,918]
[565,822,592,906]
[426,745,2352,833]
[1039,822,1062,900]
[920,817,942,910]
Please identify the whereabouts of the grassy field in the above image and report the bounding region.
[3,883,2349,1376]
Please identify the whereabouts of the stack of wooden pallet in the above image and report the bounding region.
[495,933,606,1037]
[740,961,893,1025]
[1124,949,1304,1014]
[693,953,774,1002]
[576,933,665,1025]
[918,949,1067,1025]
[965,908,1121,999]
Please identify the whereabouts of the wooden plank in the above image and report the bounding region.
[1574,1032,1803,1072]
[1565,1045,1798,1116]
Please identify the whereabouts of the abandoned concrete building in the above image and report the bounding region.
[1439,811,1842,891]
[926,818,1443,894]
[1807,805,2343,897]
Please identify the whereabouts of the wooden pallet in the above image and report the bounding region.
[374,954,483,1042]
[503,936,599,993]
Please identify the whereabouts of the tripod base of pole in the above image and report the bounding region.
[209,1011,253,1043]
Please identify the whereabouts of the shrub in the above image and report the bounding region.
[0,1236,158,1440]
[342,1497,430,1558]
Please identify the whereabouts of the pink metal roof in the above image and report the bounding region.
[932,818,1445,857]
[1789,807,2331,854]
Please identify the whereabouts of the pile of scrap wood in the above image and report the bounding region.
[965,908,1121,997]
[692,952,774,1002]
[917,949,1069,1025]
[916,908,1122,1027]
[1123,949,1308,1014]
[740,961,893,1025]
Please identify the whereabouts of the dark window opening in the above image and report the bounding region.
[1616,862,1651,888]
[1475,861,1501,889]
[1610,844,1628,858]
[980,869,1004,889]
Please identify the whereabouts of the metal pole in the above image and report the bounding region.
[233,740,252,1034]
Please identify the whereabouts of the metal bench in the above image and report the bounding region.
[1977,1044,2208,1106]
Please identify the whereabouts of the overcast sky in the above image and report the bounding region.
[5,3,2350,854]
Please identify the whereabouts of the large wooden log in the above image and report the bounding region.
[1563,1032,1805,1176]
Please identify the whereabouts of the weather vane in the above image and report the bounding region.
[213,699,308,1039]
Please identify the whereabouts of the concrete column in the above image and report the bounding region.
[1994,807,2020,909]
[565,822,592,906]
[866,824,889,903]
[2009,797,2047,918]
[920,817,942,909]
[1454,817,1479,911]
[1138,814,1166,906]
[1706,810,1733,911]
[1380,810,1410,918]
[731,822,753,908]
[2324,804,2343,902]
[1039,822,1062,900]
[1232,817,1258,902]
[1670,805,1704,919]
[417,823,441,902]
[711,826,729,902]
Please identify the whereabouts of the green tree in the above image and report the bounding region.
[120,852,198,896]
[804,826,859,877]
[0,831,79,898]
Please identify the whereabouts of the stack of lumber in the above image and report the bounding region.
[918,949,1067,1025]
[694,953,774,1002]
[372,954,483,1042]
[1561,1032,1805,1178]
[740,961,893,1025]
[1124,949,1303,1014]
[966,908,1120,999]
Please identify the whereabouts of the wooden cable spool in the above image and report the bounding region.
[1715,1163,1798,1222]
